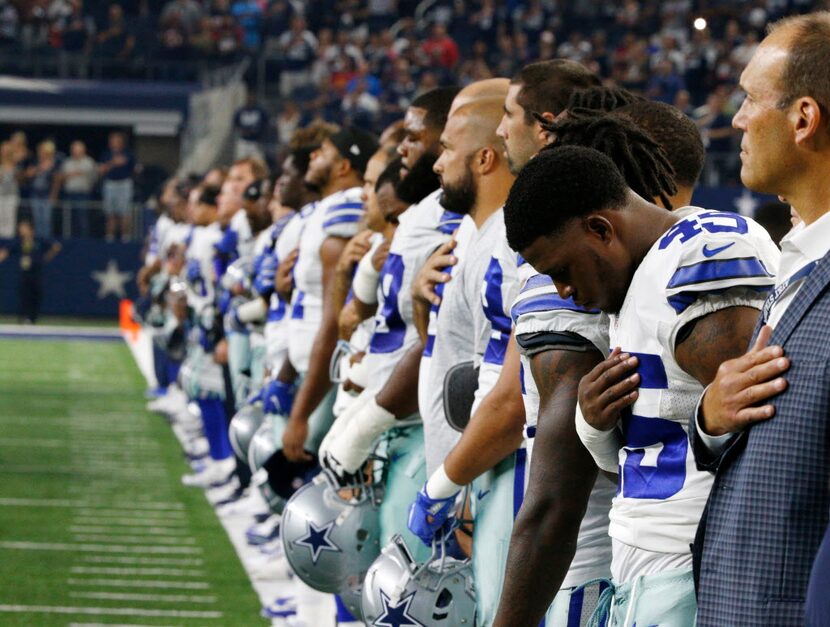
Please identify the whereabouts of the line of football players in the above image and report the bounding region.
[138,58,783,627]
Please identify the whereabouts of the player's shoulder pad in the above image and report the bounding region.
[322,188,364,238]
[659,208,779,314]
[512,271,610,355]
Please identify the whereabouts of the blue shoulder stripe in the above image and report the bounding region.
[521,273,553,293]
[327,201,363,213]
[667,257,772,289]
[667,284,773,314]
[510,292,598,322]
[323,213,362,229]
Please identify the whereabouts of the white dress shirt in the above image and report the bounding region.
[696,209,830,452]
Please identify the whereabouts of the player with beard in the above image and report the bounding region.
[403,93,527,626]
[280,126,378,463]
[315,87,461,557]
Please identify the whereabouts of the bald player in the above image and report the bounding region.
[403,93,522,625]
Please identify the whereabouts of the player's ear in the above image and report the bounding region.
[583,214,614,245]
[536,112,555,144]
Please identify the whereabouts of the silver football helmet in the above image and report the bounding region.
[247,417,277,473]
[362,533,476,626]
[281,470,383,620]
[229,402,264,462]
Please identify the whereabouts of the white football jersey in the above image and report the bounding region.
[161,221,192,259]
[512,264,615,588]
[145,213,174,265]
[184,223,222,312]
[608,208,779,566]
[288,188,363,373]
[230,209,254,259]
[361,190,461,392]
[419,213,477,475]
[465,210,519,410]
[265,209,308,371]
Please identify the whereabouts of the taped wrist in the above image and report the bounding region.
[575,404,622,474]
[425,463,463,500]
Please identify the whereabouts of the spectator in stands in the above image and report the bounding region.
[94,4,134,75]
[230,0,261,51]
[0,218,61,323]
[24,140,60,239]
[58,140,97,238]
[0,0,18,47]
[647,58,686,103]
[160,0,203,36]
[695,87,737,186]
[55,0,95,79]
[0,141,18,239]
[422,23,459,70]
[277,15,317,97]
[233,91,269,160]
[275,100,301,148]
[9,131,31,171]
[99,131,136,242]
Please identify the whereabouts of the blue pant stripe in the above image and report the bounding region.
[567,585,585,627]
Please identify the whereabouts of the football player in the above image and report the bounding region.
[503,144,779,626]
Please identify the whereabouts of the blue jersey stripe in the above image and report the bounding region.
[667,256,772,289]
[511,293,598,322]
[327,202,363,212]
[521,273,554,292]
[322,213,362,229]
[667,283,773,314]
[621,351,668,389]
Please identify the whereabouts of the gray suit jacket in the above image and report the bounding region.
[691,248,830,626]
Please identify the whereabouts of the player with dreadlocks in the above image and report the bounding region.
[494,93,707,627]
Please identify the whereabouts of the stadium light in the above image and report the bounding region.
[694,17,707,31]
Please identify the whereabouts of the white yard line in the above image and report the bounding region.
[72,517,187,528]
[71,534,196,545]
[0,541,201,554]
[69,591,216,604]
[0,498,180,510]
[67,578,210,590]
[79,555,204,567]
[0,604,221,619]
[69,526,189,536]
[70,566,205,577]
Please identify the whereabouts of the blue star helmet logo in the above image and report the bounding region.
[373,590,424,627]
[293,520,341,564]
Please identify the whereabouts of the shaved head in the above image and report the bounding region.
[449,97,508,150]
[449,78,510,116]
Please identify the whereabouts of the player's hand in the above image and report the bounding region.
[700,325,789,436]
[407,485,458,546]
[372,239,391,272]
[276,248,298,301]
[262,379,296,416]
[338,300,361,340]
[578,347,640,431]
[412,239,457,307]
[336,230,373,273]
[282,415,312,462]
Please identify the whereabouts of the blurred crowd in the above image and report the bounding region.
[0,130,139,241]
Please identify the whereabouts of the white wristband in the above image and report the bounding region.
[352,250,380,304]
[574,404,622,474]
[237,298,268,323]
[425,463,464,500]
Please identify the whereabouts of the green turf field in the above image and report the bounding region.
[0,337,263,626]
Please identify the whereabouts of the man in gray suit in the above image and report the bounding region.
[689,12,830,626]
